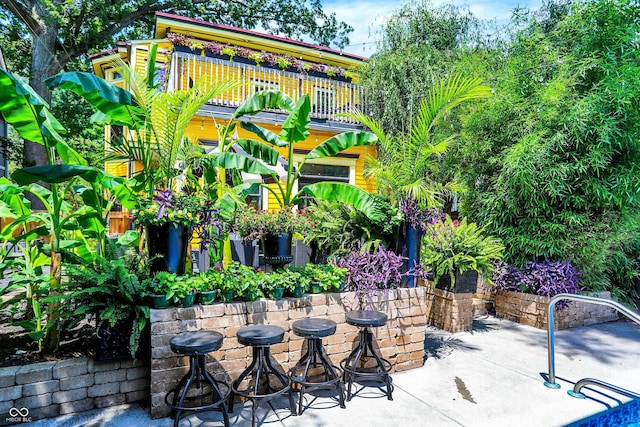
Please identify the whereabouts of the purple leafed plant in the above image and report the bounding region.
[336,245,426,306]
[492,260,582,310]
[399,196,444,230]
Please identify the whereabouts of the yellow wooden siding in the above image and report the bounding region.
[106,161,128,177]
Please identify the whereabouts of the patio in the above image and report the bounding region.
[23,315,640,426]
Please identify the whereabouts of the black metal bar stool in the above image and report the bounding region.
[289,317,346,414]
[340,310,393,401]
[165,331,230,427]
[229,325,296,427]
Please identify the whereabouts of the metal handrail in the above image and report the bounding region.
[567,378,640,400]
[544,293,640,395]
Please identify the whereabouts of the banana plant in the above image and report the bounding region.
[212,90,387,221]
[0,68,134,353]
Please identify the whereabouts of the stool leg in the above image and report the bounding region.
[263,347,296,416]
[364,329,393,400]
[343,329,367,401]
[199,356,230,427]
[315,340,346,409]
[174,355,199,426]
[230,347,258,413]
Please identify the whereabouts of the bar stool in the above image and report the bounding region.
[289,318,345,414]
[165,331,230,427]
[340,310,393,401]
[229,325,296,427]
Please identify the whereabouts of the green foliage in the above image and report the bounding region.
[421,216,504,285]
[59,252,150,358]
[456,0,640,302]
[360,1,485,135]
[304,199,399,258]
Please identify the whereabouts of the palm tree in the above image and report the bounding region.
[346,74,491,208]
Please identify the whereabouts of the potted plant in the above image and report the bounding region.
[221,44,236,61]
[260,271,287,299]
[149,271,180,308]
[235,207,315,270]
[132,189,203,275]
[167,32,201,54]
[248,50,265,66]
[421,215,504,293]
[284,268,309,297]
[198,268,223,305]
[176,274,198,307]
[61,250,151,361]
[204,41,223,57]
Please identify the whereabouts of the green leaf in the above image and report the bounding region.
[306,131,379,159]
[45,72,143,128]
[231,90,295,119]
[280,95,311,143]
[240,122,287,147]
[12,165,101,185]
[208,152,278,176]
[214,183,260,219]
[297,182,387,221]
[235,138,280,165]
[0,69,66,145]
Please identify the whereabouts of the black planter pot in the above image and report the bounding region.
[174,45,202,56]
[435,270,479,294]
[401,223,423,287]
[96,311,150,362]
[261,233,293,270]
[205,52,231,60]
[146,222,191,275]
[233,56,254,65]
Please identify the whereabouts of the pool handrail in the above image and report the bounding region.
[544,293,640,392]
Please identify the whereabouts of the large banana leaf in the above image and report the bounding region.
[45,72,143,129]
[298,182,387,222]
[0,69,66,147]
[240,122,287,147]
[280,95,311,143]
[231,90,295,119]
[235,138,280,165]
[214,183,260,219]
[12,165,101,185]
[208,152,278,176]
[306,131,379,160]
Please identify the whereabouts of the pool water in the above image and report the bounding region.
[566,399,640,427]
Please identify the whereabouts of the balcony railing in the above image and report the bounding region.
[169,52,366,125]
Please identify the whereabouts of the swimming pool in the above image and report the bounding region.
[566,399,640,427]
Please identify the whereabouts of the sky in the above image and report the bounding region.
[322,0,543,56]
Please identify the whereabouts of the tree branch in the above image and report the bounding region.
[3,0,42,35]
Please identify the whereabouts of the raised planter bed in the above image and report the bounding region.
[494,290,619,329]
[149,287,427,418]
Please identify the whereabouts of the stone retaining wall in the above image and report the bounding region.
[494,290,619,329]
[426,288,474,333]
[149,287,427,418]
[0,357,149,425]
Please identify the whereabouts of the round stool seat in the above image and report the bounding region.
[292,318,337,338]
[345,310,387,328]
[237,325,284,346]
[170,331,223,355]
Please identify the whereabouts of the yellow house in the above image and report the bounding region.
[91,12,375,232]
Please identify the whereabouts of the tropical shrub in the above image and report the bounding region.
[492,260,582,310]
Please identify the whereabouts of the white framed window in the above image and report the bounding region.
[251,79,280,93]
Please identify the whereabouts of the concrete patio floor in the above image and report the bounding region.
[24,316,640,427]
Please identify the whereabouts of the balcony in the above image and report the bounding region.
[169,51,366,125]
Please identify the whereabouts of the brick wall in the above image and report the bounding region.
[426,288,474,333]
[494,290,619,329]
[0,357,149,425]
[149,287,427,418]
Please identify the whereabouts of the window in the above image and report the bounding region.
[297,163,350,207]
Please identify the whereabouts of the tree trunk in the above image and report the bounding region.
[26,11,62,210]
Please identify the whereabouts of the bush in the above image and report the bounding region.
[492,260,582,309]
